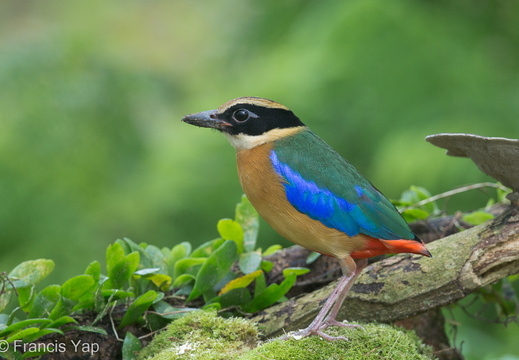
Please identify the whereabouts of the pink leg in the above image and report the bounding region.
[278,257,367,341]
[322,258,367,330]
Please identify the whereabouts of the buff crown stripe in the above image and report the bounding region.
[218,97,290,113]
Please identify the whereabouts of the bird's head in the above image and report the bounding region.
[182,97,306,150]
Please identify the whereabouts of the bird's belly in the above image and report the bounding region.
[236,144,367,259]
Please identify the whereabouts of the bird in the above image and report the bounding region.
[182,97,431,341]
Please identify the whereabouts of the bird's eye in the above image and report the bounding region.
[232,109,250,122]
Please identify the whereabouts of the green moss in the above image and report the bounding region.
[240,323,434,360]
[136,310,258,360]
[137,311,433,360]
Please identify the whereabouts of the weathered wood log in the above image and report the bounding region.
[253,206,519,338]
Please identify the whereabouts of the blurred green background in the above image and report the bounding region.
[1,1,518,358]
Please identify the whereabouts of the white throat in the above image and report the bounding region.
[224,126,306,151]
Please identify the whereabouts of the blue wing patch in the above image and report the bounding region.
[269,150,407,239]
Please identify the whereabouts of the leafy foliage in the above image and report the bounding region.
[173,195,306,312]
[393,184,507,226]
[0,187,514,358]
[393,185,440,222]
[0,196,306,359]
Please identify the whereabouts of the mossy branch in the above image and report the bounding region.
[253,206,519,338]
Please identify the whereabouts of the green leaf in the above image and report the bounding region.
[47,316,77,329]
[191,238,225,258]
[0,319,52,338]
[235,194,260,252]
[217,219,244,253]
[145,245,167,271]
[173,258,206,279]
[8,259,55,289]
[28,285,61,318]
[115,238,132,254]
[6,327,40,342]
[122,331,142,360]
[119,238,153,269]
[400,186,438,216]
[72,299,95,312]
[244,274,297,313]
[134,268,160,276]
[119,290,157,328]
[177,242,192,257]
[260,261,273,272]
[462,211,495,226]
[85,261,101,282]
[254,272,267,295]
[148,274,172,291]
[401,208,430,222]
[3,350,23,360]
[152,301,194,320]
[282,267,310,277]
[74,325,108,335]
[125,253,142,273]
[79,293,101,312]
[106,243,140,289]
[187,240,238,302]
[48,296,74,320]
[101,289,134,301]
[212,288,252,309]
[263,244,282,256]
[306,252,321,265]
[219,270,263,295]
[22,328,64,343]
[202,303,221,311]
[0,291,11,313]
[17,286,35,312]
[175,285,193,297]
[61,275,96,301]
[238,251,262,274]
[401,185,428,203]
[166,242,191,277]
[496,183,511,202]
[172,274,195,288]
[106,242,125,274]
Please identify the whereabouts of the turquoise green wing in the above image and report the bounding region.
[270,129,414,240]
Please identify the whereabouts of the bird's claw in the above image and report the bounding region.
[314,330,349,341]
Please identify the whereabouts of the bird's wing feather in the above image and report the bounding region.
[270,129,414,240]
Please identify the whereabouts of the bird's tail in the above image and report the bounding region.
[350,236,431,259]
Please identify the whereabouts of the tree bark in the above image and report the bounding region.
[253,206,519,338]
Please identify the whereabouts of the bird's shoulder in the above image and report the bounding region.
[270,129,414,240]
[272,129,371,192]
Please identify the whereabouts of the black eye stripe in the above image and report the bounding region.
[219,104,305,136]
